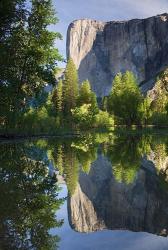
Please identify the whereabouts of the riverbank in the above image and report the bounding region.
[1,126,168,142]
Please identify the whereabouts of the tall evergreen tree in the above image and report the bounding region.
[77,80,98,113]
[78,80,92,106]
[63,58,79,117]
[52,80,63,115]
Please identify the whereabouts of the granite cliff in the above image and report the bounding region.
[67,13,168,97]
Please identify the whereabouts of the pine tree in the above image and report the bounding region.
[52,80,63,115]
[77,79,98,114]
[110,72,123,95]
[63,58,79,117]
[107,73,122,114]
[122,71,142,124]
[78,80,92,105]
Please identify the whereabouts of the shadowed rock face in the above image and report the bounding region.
[68,154,168,236]
[67,13,168,97]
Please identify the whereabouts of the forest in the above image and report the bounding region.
[0,0,168,137]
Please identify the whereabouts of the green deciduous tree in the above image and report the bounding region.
[71,80,99,129]
[95,110,114,129]
[108,71,143,125]
[71,104,96,129]
[0,0,62,133]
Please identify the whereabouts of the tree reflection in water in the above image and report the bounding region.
[44,133,168,193]
[0,142,65,250]
[64,133,168,236]
[1,131,168,249]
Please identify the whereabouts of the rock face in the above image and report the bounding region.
[68,154,168,235]
[67,13,168,97]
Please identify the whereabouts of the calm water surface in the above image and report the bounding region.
[1,131,168,249]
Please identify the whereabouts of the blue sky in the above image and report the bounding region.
[53,0,168,65]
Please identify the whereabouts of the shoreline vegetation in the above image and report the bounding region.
[1,131,168,197]
[0,1,168,137]
[1,59,168,137]
[1,126,168,142]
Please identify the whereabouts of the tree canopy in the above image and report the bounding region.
[108,71,143,125]
[0,0,62,132]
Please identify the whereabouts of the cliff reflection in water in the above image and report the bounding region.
[1,132,168,249]
[66,133,168,236]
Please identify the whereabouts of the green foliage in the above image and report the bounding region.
[71,135,98,174]
[47,144,64,175]
[77,80,92,105]
[102,96,108,111]
[63,58,79,117]
[44,139,80,195]
[0,142,64,249]
[166,103,168,115]
[56,145,64,175]
[52,80,63,115]
[32,89,49,109]
[0,0,168,135]
[43,133,168,190]
[78,147,97,174]
[77,80,98,112]
[63,147,79,195]
[139,96,152,125]
[105,135,143,184]
[21,106,60,135]
[151,71,168,113]
[71,80,113,130]
[71,104,96,129]
[151,112,168,126]
[0,0,62,132]
[148,69,168,126]
[95,111,114,130]
[1,15,168,138]
[108,71,143,125]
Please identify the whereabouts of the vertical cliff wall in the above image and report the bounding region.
[67,13,168,97]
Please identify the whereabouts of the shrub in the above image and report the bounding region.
[95,111,114,130]
[71,104,95,129]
